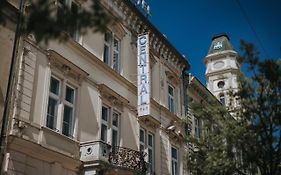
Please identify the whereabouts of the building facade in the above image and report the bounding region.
[1,0,190,175]
[0,0,18,140]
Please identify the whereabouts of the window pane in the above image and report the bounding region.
[102,106,108,121]
[140,129,145,143]
[219,94,225,105]
[172,160,178,175]
[172,147,177,159]
[70,2,79,36]
[71,2,78,14]
[148,134,153,147]
[140,144,145,152]
[112,51,119,71]
[65,86,74,104]
[103,45,110,64]
[113,38,119,51]
[104,31,111,42]
[172,160,175,175]
[112,129,118,147]
[112,112,119,127]
[62,105,73,136]
[101,124,107,142]
[47,97,58,129]
[50,77,60,95]
[168,85,174,96]
[58,0,65,5]
[57,0,66,17]
[175,161,178,175]
[148,148,153,173]
[169,97,174,113]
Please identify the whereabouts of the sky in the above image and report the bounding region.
[145,0,281,84]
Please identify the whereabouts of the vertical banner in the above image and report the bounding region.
[137,34,150,117]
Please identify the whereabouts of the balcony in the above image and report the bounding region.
[109,146,147,173]
[80,141,147,174]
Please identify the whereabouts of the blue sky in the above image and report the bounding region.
[146,0,281,84]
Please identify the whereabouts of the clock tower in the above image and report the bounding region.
[204,33,241,109]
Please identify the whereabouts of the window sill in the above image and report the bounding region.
[41,126,78,143]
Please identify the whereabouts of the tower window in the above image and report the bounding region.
[217,81,225,89]
[219,93,225,105]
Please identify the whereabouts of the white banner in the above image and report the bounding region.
[137,34,150,117]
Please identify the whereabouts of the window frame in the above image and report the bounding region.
[147,132,155,175]
[101,105,110,142]
[139,128,155,175]
[103,30,121,72]
[194,117,201,139]
[171,146,178,175]
[62,83,76,136]
[46,74,77,138]
[57,0,81,42]
[100,104,121,147]
[111,110,120,147]
[168,84,175,113]
[47,76,61,130]
[219,93,225,105]
[139,128,146,152]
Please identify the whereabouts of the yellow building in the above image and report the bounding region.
[0,0,191,175]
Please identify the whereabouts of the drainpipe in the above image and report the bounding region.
[0,0,25,169]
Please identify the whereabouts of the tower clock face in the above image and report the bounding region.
[213,61,225,69]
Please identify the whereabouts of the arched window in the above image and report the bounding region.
[219,93,225,105]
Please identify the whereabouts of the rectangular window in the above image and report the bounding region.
[139,128,145,153]
[168,84,175,113]
[171,147,178,175]
[194,117,201,139]
[103,31,111,65]
[62,85,75,136]
[139,128,155,175]
[103,31,121,72]
[112,38,120,72]
[101,105,120,146]
[57,0,80,42]
[112,111,120,147]
[46,76,76,137]
[101,106,109,142]
[148,133,155,175]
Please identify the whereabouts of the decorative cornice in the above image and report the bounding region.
[204,50,238,64]
[47,49,89,84]
[205,67,240,78]
[98,83,129,109]
[138,115,161,130]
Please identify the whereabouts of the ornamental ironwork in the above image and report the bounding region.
[109,146,147,173]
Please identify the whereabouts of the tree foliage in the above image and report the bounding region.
[0,0,110,43]
[187,40,281,175]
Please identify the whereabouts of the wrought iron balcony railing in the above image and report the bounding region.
[109,146,147,173]
[80,142,147,173]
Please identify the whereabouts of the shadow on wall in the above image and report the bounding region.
[120,109,138,150]
[78,83,99,142]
